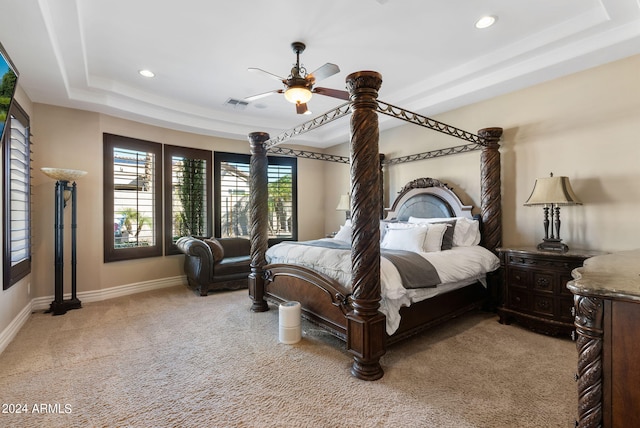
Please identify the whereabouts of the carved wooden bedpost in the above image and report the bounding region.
[345,71,386,381]
[379,153,385,219]
[573,295,604,428]
[248,132,270,312]
[478,127,503,251]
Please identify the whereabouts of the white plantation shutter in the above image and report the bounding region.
[3,104,31,288]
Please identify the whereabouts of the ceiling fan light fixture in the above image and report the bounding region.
[284,86,313,104]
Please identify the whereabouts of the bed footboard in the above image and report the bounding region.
[389,282,487,345]
[264,264,352,340]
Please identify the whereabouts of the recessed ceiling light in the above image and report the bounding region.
[138,69,155,78]
[475,15,497,29]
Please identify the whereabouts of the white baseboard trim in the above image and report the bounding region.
[31,275,187,311]
[1,276,187,354]
[0,303,33,355]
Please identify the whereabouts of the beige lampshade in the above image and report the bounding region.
[524,174,582,206]
[336,194,350,211]
[41,167,88,182]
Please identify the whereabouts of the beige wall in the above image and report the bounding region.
[28,107,327,301]
[324,54,640,253]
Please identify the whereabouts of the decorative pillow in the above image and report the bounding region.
[380,226,428,253]
[438,220,456,250]
[422,223,448,252]
[333,221,352,243]
[408,216,480,247]
[204,238,225,261]
[424,219,455,250]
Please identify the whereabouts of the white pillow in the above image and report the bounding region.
[380,220,392,242]
[408,216,480,247]
[333,221,352,243]
[380,226,427,253]
[456,217,481,246]
[422,223,448,252]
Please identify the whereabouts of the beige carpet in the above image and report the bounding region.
[0,286,577,427]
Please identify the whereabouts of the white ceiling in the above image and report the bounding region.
[1,0,640,148]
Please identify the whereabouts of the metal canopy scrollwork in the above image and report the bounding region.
[267,146,350,164]
[264,101,352,150]
[384,143,482,165]
[376,101,488,145]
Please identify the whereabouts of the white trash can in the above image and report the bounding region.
[279,301,301,344]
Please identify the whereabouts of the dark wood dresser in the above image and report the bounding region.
[568,249,640,428]
[496,247,603,337]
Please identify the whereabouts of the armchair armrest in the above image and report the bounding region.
[176,236,214,284]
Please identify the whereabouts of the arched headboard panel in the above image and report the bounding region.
[384,178,473,221]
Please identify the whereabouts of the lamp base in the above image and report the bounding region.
[47,298,82,316]
[537,239,569,253]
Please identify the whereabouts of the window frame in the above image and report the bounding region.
[103,133,163,262]
[2,102,31,289]
[163,145,212,255]
[214,151,297,245]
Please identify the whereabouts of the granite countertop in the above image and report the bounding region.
[567,249,640,302]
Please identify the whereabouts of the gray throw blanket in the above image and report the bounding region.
[296,239,441,289]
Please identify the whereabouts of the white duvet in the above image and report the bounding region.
[266,239,500,334]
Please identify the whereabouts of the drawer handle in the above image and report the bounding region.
[571,307,576,317]
[537,278,550,287]
[571,331,576,341]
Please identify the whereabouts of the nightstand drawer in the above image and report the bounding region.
[508,288,529,312]
[532,272,554,293]
[507,268,531,288]
[532,294,554,317]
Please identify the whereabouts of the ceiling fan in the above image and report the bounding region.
[245,41,349,114]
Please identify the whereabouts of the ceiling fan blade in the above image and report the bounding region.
[313,87,350,100]
[296,102,309,115]
[307,63,340,83]
[244,89,282,102]
[247,67,286,83]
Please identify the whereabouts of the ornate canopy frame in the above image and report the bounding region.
[246,70,503,380]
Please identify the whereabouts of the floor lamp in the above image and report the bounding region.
[41,168,87,315]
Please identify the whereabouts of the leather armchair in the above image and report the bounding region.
[176,236,251,296]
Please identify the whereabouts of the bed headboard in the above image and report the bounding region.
[384,177,474,221]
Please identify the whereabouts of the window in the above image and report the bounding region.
[103,133,162,262]
[214,152,297,243]
[2,103,31,289]
[163,145,212,255]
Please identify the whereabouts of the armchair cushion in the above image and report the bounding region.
[176,236,251,296]
[204,238,224,262]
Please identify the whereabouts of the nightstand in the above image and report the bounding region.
[496,247,604,337]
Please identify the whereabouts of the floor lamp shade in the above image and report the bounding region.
[524,173,582,252]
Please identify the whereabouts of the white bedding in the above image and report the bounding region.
[265,239,500,334]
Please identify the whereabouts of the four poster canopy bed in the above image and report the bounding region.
[247,71,503,380]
